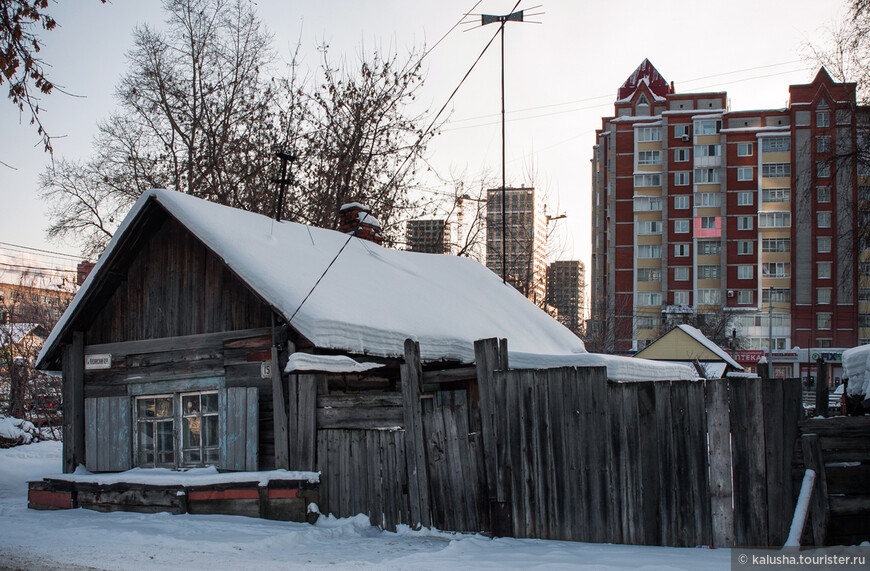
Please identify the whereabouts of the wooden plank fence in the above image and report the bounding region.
[293,338,802,547]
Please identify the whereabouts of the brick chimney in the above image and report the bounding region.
[77,260,96,285]
[338,203,383,245]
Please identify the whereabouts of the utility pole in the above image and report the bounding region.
[768,285,774,360]
[273,149,297,222]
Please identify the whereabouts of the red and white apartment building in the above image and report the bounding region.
[591,60,870,381]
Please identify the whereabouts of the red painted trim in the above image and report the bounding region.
[189,489,259,501]
[28,489,72,509]
[267,488,298,499]
[246,350,271,362]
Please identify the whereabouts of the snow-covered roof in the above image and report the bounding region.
[675,325,742,370]
[40,189,588,366]
[843,344,870,398]
[0,323,44,345]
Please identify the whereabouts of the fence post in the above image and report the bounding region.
[801,433,830,546]
[706,379,734,546]
[815,358,828,418]
[401,338,431,528]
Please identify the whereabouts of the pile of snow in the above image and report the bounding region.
[0,416,41,447]
[284,353,384,374]
[842,344,870,398]
[48,464,319,486]
[0,442,732,569]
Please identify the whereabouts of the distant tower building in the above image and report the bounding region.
[407,219,451,254]
[486,187,547,304]
[547,260,586,335]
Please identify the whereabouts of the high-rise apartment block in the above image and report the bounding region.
[546,260,586,335]
[486,187,547,304]
[591,60,870,352]
[407,219,451,254]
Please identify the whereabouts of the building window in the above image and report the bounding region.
[136,391,220,469]
[816,338,833,348]
[694,144,721,157]
[859,287,870,303]
[697,240,721,255]
[136,396,175,468]
[674,195,690,209]
[759,212,791,228]
[698,265,720,279]
[674,243,690,257]
[817,288,832,304]
[737,191,753,206]
[634,174,662,187]
[674,172,691,186]
[737,167,753,181]
[181,393,220,467]
[762,262,790,278]
[637,126,662,142]
[674,219,690,233]
[816,111,830,128]
[817,161,831,178]
[634,196,663,211]
[637,268,662,282]
[817,312,832,330]
[762,288,791,303]
[860,314,870,328]
[695,192,720,207]
[638,220,662,234]
[762,163,791,178]
[674,124,691,138]
[816,137,831,153]
[818,262,832,279]
[737,143,754,156]
[636,292,662,306]
[674,267,690,281]
[737,290,754,304]
[673,291,690,305]
[817,186,831,203]
[674,148,690,162]
[637,150,661,165]
[761,137,790,152]
[737,216,753,230]
[817,212,831,228]
[637,244,662,258]
[694,168,720,183]
[817,236,832,253]
[762,238,790,252]
[737,265,754,280]
[763,188,790,203]
[695,119,722,135]
[636,316,659,330]
[737,240,753,254]
[862,262,870,277]
[697,288,721,305]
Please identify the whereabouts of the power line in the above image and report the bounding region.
[0,241,85,261]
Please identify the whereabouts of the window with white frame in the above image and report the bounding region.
[697,264,720,279]
[674,219,690,233]
[737,265,754,280]
[694,144,721,157]
[674,148,690,162]
[816,111,830,128]
[737,216,753,230]
[634,174,662,187]
[674,125,691,138]
[818,262,832,279]
[694,168,720,183]
[638,220,663,234]
[697,240,721,255]
[637,150,661,165]
[763,238,790,252]
[761,137,790,152]
[817,186,831,203]
[817,236,832,253]
[817,212,831,228]
[763,188,790,203]
[762,163,791,178]
[698,216,718,230]
[817,161,831,178]
[759,212,791,228]
[674,243,690,257]
[674,172,691,186]
[737,142,753,156]
[634,196,663,211]
[695,192,720,207]
[674,267,690,281]
[737,167,753,181]
[859,287,870,303]
[737,240,753,254]
[737,290,754,304]
[817,288,832,304]
[637,268,662,282]
[762,288,791,303]
[762,262,790,278]
[737,192,753,206]
[636,316,658,330]
[697,288,721,305]
[637,126,662,142]
[816,137,831,153]
[674,195,690,209]
[637,244,662,259]
[636,292,662,306]
[695,119,722,135]
[673,291,690,305]
[817,312,832,330]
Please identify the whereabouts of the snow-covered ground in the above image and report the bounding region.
[0,442,731,570]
